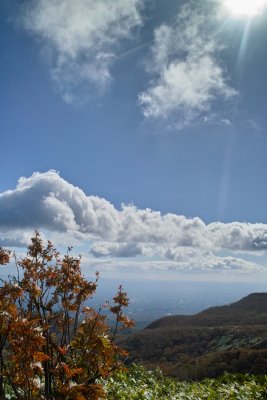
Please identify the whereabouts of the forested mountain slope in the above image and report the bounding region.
[119,293,267,379]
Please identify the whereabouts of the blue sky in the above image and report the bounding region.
[1,0,267,282]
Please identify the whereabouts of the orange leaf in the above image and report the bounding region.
[33,351,50,362]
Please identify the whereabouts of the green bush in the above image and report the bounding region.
[103,364,267,399]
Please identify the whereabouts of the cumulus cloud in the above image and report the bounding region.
[138,3,236,127]
[0,170,119,238]
[90,241,152,258]
[1,171,267,273]
[20,0,142,103]
[208,222,267,251]
[164,246,262,273]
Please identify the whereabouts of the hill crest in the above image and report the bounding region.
[146,292,267,329]
[120,292,267,379]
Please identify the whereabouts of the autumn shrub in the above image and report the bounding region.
[0,232,134,400]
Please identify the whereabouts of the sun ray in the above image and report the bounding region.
[237,20,251,78]
[218,135,235,220]
[219,0,266,81]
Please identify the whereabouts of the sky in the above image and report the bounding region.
[1,0,267,284]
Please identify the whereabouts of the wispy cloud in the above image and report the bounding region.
[20,0,143,103]
[139,3,237,128]
[1,171,266,273]
[88,255,262,274]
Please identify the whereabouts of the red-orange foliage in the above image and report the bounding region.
[0,232,134,399]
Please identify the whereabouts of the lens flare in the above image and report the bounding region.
[223,0,267,17]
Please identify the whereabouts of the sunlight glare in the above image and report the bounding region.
[223,0,267,17]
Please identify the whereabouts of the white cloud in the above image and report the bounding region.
[165,246,262,273]
[20,0,143,103]
[0,170,119,238]
[88,254,262,274]
[0,230,33,248]
[138,4,237,127]
[90,241,152,258]
[1,171,267,273]
[208,221,267,251]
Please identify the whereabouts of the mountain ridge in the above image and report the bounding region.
[146,292,267,329]
[120,292,267,379]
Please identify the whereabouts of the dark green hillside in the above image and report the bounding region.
[119,293,267,380]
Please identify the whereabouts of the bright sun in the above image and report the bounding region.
[223,0,267,17]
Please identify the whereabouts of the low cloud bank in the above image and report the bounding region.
[0,171,266,273]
